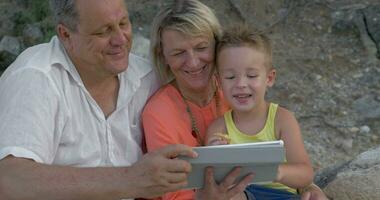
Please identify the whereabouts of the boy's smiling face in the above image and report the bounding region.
[217,46,276,113]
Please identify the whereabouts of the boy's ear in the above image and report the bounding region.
[267,68,276,87]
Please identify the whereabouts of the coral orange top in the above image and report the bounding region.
[142,83,229,200]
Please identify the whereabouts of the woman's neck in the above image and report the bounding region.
[173,80,216,107]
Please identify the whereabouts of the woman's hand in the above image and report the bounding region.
[195,167,254,200]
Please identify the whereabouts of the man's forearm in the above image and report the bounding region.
[0,157,136,200]
[0,144,197,200]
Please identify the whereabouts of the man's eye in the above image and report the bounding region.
[248,75,258,78]
[120,22,129,28]
[94,28,111,36]
[95,32,106,36]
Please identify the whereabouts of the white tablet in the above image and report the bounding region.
[179,140,285,189]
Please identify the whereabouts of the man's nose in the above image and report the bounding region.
[110,27,127,46]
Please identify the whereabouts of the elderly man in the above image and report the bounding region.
[0,0,198,199]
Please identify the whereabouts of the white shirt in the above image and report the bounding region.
[0,36,159,167]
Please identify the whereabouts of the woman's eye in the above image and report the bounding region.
[172,51,184,56]
[248,75,258,78]
[225,76,235,80]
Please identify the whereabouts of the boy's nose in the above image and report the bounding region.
[236,77,248,88]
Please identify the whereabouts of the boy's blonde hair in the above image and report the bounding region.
[150,0,222,85]
[216,24,273,70]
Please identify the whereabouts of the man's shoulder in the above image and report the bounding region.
[0,37,75,98]
[121,53,160,95]
[127,53,154,78]
[4,36,64,75]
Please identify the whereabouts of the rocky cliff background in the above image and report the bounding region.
[1,1,380,199]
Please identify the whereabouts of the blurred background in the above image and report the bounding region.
[0,0,379,198]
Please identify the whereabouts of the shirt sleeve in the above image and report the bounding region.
[0,68,63,164]
[142,99,183,152]
[142,92,196,200]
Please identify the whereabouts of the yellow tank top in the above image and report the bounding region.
[224,103,297,194]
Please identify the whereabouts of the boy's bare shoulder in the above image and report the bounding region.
[276,105,295,117]
[275,105,298,126]
[207,116,227,133]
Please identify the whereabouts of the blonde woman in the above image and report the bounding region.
[143,0,328,199]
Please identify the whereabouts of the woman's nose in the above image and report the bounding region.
[185,51,200,68]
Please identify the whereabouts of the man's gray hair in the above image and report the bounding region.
[50,0,79,31]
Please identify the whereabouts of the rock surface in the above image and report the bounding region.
[323,147,380,199]
[1,1,380,199]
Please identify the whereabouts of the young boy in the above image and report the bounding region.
[206,24,314,199]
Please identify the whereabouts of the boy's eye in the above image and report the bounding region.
[248,75,258,78]
[196,46,208,50]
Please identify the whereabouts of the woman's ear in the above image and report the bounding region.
[267,68,276,87]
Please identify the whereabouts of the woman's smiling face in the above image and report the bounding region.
[161,29,215,93]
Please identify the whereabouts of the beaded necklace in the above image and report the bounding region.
[178,81,220,146]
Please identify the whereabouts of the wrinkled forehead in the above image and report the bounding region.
[160,29,215,53]
[160,16,215,40]
[75,0,128,24]
[164,27,214,41]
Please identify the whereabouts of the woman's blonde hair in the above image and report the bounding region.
[150,0,222,85]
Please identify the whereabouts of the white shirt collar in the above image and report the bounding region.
[48,36,153,90]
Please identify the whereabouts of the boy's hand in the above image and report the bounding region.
[207,133,231,146]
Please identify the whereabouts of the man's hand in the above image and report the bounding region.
[127,144,197,198]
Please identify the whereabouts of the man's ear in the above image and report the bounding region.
[56,24,73,49]
[267,68,276,87]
